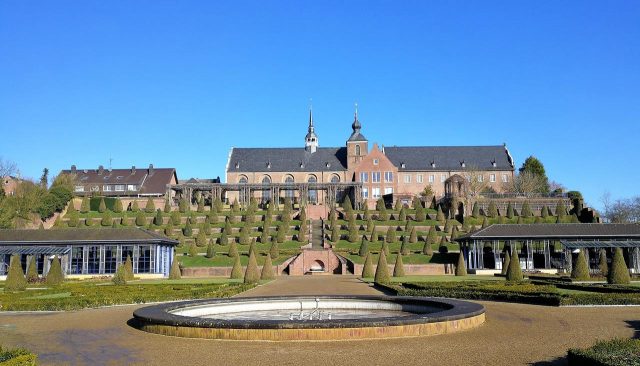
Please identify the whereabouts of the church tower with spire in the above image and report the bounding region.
[305,107,319,153]
[346,104,368,169]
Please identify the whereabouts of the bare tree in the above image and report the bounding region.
[0,157,17,178]
[548,180,566,193]
[601,192,640,223]
[502,171,548,195]
[462,166,488,198]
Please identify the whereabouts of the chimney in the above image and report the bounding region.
[71,165,77,173]
[148,164,154,175]
[131,166,136,175]
[98,165,104,175]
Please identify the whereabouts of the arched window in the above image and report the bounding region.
[331,174,341,202]
[284,175,295,199]
[261,176,271,203]
[238,175,248,184]
[308,175,317,204]
[355,145,361,156]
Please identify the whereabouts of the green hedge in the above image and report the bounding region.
[568,338,640,366]
[89,197,117,212]
[0,346,37,366]
[0,282,253,311]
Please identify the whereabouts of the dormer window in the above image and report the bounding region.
[235,162,240,169]
[300,163,304,168]
[460,161,466,168]
[491,159,497,168]
[373,159,379,165]
[266,162,271,169]
[326,162,331,168]
[431,161,436,168]
[401,163,406,169]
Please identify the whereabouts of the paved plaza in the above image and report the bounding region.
[1,276,639,365]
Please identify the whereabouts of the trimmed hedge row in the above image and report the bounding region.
[568,338,640,366]
[0,283,253,311]
[0,346,37,366]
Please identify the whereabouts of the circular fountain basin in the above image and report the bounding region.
[134,296,485,341]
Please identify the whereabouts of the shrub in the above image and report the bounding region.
[269,241,279,259]
[153,209,163,226]
[385,226,396,243]
[516,216,523,224]
[113,199,123,213]
[197,198,204,213]
[369,226,378,244]
[131,200,139,212]
[374,251,391,284]
[506,202,514,219]
[506,249,523,282]
[521,201,532,217]
[67,210,79,227]
[239,224,251,245]
[298,222,307,242]
[599,249,609,277]
[248,239,256,257]
[101,211,113,227]
[608,248,630,285]
[362,252,374,278]
[164,199,171,213]
[556,199,567,218]
[98,198,107,213]
[45,256,64,286]
[244,250,260,284]
[112,264,127,285]
[455,252,467,276]
[541,205,549,218]
[501,250,511,275]
[343,196,353,213]
[183,220,193,237]
[377,198,388,221]
[170,211,181,226]
[124,254,134,280]
[435,206,445,223]
[135,211,146,227]
[261,253,275,280]
[423,241,433,256]
[568,338,640,366]
[487,201,498,218]
[188,243,198,257]
[230,255,243,279]
[471,202,480,218]
[400,236,410,255]
[26,256,38,282]
[408,226,417,243]
[358,237,369,257]
[393,253,405,277]
[381,241,390,256]
[169,257,181,279]
[179,199,188,213]
[571,249,590,281]
[228,241,239,258]
[276,223,286,243]
[5,255,27,292]
[219,231,229,245]
[205,242,216,258]
[120,213,128,226]
[80,197,90,213]
[481,217,489,228]
[399,207,407,222]
[363,205,371,221]
[145,197,155,213]
[415,205,426,222]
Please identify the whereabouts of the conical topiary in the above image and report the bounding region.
[393,253,405,277]
[506,248,523,282]
[381,241,390,256]
[230,255,243,279]
[400,235,410,255]
[26,256,38,282]
[164,199,171,213]
[501,250,511,275]
[154,209,163,226]
[188,243,198,257]
[195,231,207,247]
[45,256,64,286]
[571,249,590,281]
[598,249,608,277]
[423,240,433,256]
[374,250,391,284]
[113,198,123,213]
[205,242,216,258]
[98,198,107,213]
[436,206,445,223]
[135,211,146,227]
[261,253,275,280]
[409,226,417,244]
[131,200,140,212]
[487,201,498,218]
[145,197,155,213]
[481,217,489,229]
[268,241,279,259]
[386,226,396,243]
[607,248,630,284]
[112,264,127,285]
[471,202,480,218]
[169,257,181,279]
[455,251,467,276]
[80,196,90,213]
[124,254,134,280]
[243,250,260,284]
[506,202,514,219]
[228,240,239,258]
[5,255,27,291]
[362,252,374,278]
[358,237,369,257]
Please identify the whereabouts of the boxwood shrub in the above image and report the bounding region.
[0,345,37,365]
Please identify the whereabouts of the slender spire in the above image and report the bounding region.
[305,103,318,153]
[309,104,314,127]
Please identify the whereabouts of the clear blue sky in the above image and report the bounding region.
[1,1,638,209]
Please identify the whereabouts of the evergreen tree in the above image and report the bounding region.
[26,256,38,282]
[394,199,402,212]
[276,223,286,243]
[348,216,359,243]
[197,197,205,213]
[436,206,445,223]
[120,212,128,226]
[248,238,256,257]
[154,209,163,226]
[541,205,549,218]
[84,216,94,226]
[224,218,232,237]
[135,211,146,227]
[455,252,467,276]
[556,200,567,218]
[381,241,390,256]
[269,241,279,259]
[182,219,193,237]
[261,253,275,280]
[598,249,608,277]
[45,256,64,286]
[205,242,216,258]
[243,250,260,284]
[298,221,308,242]
[415,204,426,222]
[228,240,238,257]
[170,211,181,226]
[393,253,405,277]
[363,205,371,221]
[386,226,396,243]
[423,240,433,256]
[498,215,506,224]
[101,211,113,227]
[374,251,391,284]
[488,201,498,218]
[67,210,79,227]
[124,254,134,280]
[400,235,410,255]
[501,250,511,275]
[145,197,155,213]
[571,249,590,281]
[343,195,353,213]
[376,198,388,221]
[399,207,407,222]
[506,247,523,282]
[5,255,27,291]
[201,221,212,235]
[80,196,90,213]
[358,237,369,257]
[506,202,514,219]
[331,227,340,242]
[131,200,140,212]
[409,226,417,244]
[426,227,436,245]
[164,222,174,236]
[362,252,374,278]
[534,216,543,224]
[443,220,452,234]
[261,225,270,244]
[114,198,123,213]
[471,202,480,218]
[179,199,188,213]
[112,264,127,285]
[439,235,448,253]
[219,231,229,245]
[230,255,243,279]
[239,224,251,245]
[607,248,630,284]
[516,216,524,224]
[195,230,207,247]
[521,201,532,217]
[188,243,198,257]
[67,199,77,213]
[169,257,181,279]
[164,198,171,213]
[519,156,550,193]
[97,197,106,213]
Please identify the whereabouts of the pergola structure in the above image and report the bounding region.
[168,182,363,209]
[455,223,640,273]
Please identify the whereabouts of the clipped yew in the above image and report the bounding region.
[455,251,467,276]
[114,198,123,213]
[261,253,275,280]
[374,250,391,284]
[154,209,163,226]
[598,249,608,277]
[362,252,374,278]
[45,256,64,286]
[5,255,27,291]
[393,253,405,277]
[80,197,90,213]
[26,256,38,282]
[135,211,146,227]
[608,247,630,284]
[358,237,369,257]
[98,198,107,213]
[112,264,127,285]
[501,250,511,275]
[243,250,260,284]
[168,257,181,279]
[269,241,279,259]
[205,242,216,258]
[124,254,134,280]
[145,197,155,213]
[571,249,590,281]
[506,248,523,282]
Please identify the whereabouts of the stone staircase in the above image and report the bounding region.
[311,219,324,249]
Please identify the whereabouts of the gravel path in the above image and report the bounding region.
[1,276,639,365]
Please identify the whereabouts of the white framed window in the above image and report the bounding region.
[478,175,484,182]
[372,188,381,198]
[428,175,434,183]
[384,171,393,183]
[441,174,446,183]
[127,184,137,191]
[362,187,368,199]
[103,185,112,192]
[490,174,496,182]
[384,187,393,195]
[417,174,424,183]
[90,186,99,192]
[372,172,381,183]
[502,174,509,183]
[115,185,125,192]
[74,185,85,192]
[360,172,369,183]
[373,159,379,165]
[404,174,411,184]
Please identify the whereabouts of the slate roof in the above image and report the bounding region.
[384,145,514,171]
[347,132,367,142]
[227,147,348,173]
[456,224,640,241]
[0,228,179,245]
[61,166,177,195]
